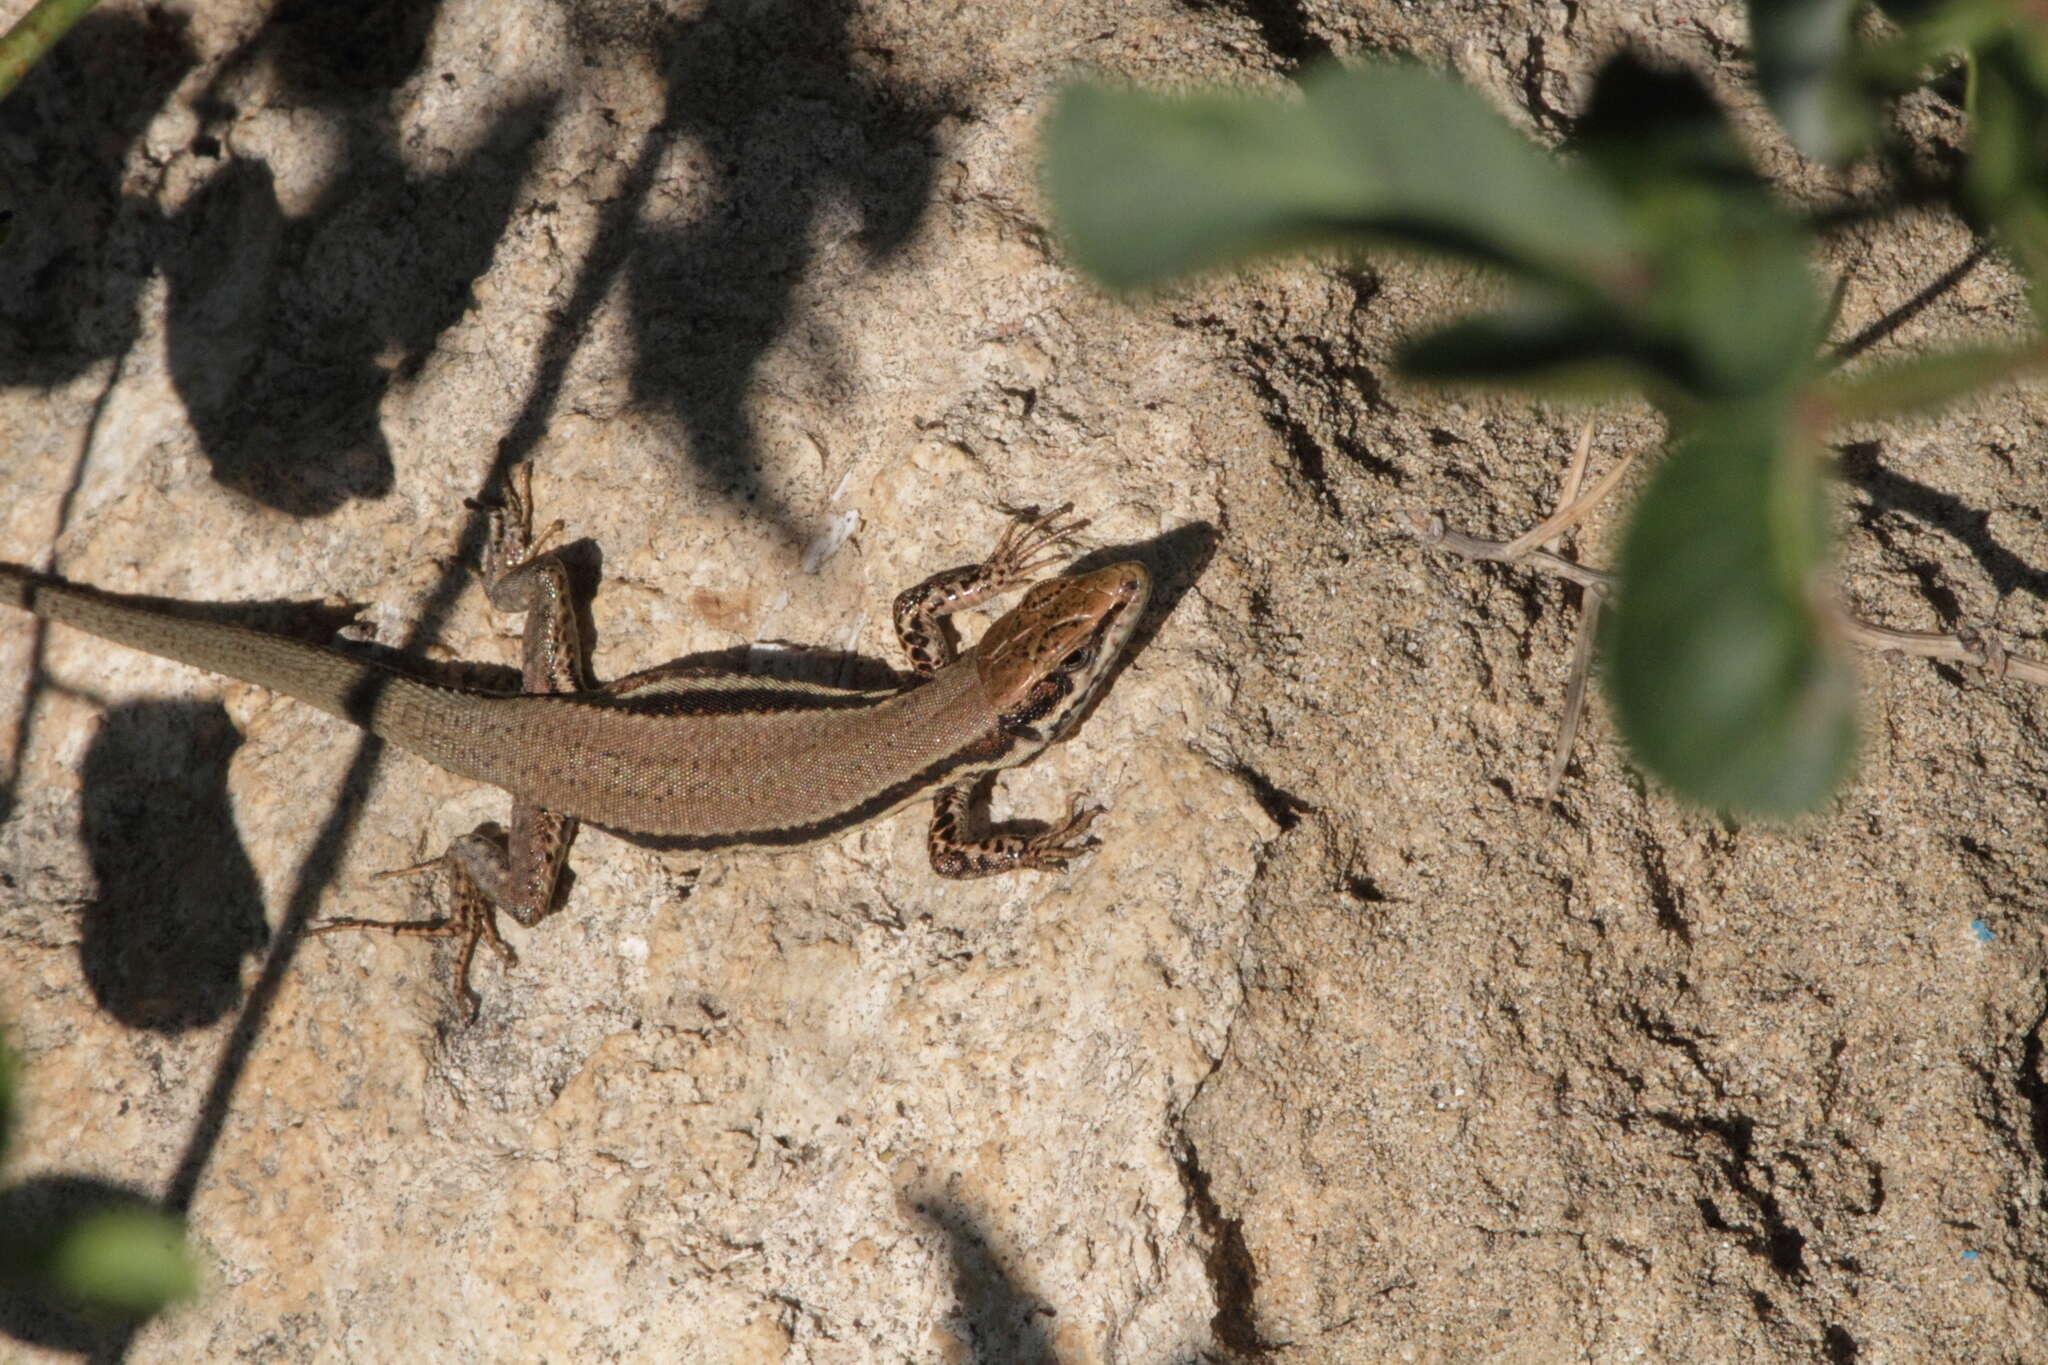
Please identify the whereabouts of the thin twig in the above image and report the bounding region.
[1501,443,1640,563]
[1410,510,2048,687]
[1406,512,1615,591]
[1832,614,2048,685]
[0,0,101,102]
[1546,591,1602,797]
[1535,420,1604,796]
[1549,420,1595,545]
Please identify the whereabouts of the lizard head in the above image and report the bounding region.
[974,561,1149,743]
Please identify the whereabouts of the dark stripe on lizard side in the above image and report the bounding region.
[578,682,907,719]
[597,726,1020,851]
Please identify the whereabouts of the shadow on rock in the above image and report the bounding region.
[907,1192,1060,1364]
[621,0,944,532]
[0,10,196,387]
[77,701,269,1032]
[0,1175,183,1357]
[164,0,551,515]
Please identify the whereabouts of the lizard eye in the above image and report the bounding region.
[1059,642,1096,672]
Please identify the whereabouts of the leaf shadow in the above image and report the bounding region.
[162,0,548,515]
[619,0,943,531]
[76,701,271,1032]
[0,9,194,388]
[0,1176,181,1357]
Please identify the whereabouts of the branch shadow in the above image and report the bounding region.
[5,6,951,1360]
[1828,243,1988,365]
[1836,440,2048,608]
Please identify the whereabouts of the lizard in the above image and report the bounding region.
[0,468,1151,1016]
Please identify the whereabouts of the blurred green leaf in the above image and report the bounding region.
[1051,55,1826,404]
[1609,401,1858,815]
[1646,212,1825,395]
[1043,62,1640,291]
[46,1208,196,1315]
[1853,2,1982,90]
[0,0,103,102]
[1572,56,1830,396]
[1821,338,2048,419]
[1750,0,1874,163]
[1397,299,1676,396]
[1965,28,2048,309]
[1965,36,2033,212]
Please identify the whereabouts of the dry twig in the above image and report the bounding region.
[1408,513,2048,689]
[1532,422,1612,795]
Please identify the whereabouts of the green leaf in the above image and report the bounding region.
[0,0,103,103]
[1646,212,1827,395]
[1571,55,1830,397]
[1853,5,1983,92]
[1965,27,2048,310]
[1821,339,2048,420]
[1043,62,1640,291]
[46,1208,196,1314]
[1749,0,1875,164]
[1395,212,1823,401]
[1047,55,1825,405]
[1608,401,1857,815]
[1397,299,1677,397]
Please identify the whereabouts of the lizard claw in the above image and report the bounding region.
[986,503,1089,591]
[1016,800,1105,871]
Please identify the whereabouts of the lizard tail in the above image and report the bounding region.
[0,561,466,745]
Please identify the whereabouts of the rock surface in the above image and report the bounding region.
[1,0,2043,1361]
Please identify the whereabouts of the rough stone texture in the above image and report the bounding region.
[1,0,2044,1361]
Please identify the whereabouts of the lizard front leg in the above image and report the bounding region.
[311,465,584,1018]
[892,505,1104,878]
[891,503,1086,675]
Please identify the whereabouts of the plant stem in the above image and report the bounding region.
[0,0,100,103]
[1409,509,2048,686]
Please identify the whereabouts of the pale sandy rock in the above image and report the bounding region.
[2,0,2046,1362]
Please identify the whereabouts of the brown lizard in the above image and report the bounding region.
[1,469,1149,1015]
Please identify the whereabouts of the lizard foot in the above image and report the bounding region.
[310,854,517,1021]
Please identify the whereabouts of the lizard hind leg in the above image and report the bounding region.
[308,806,575,1019]
[316,466,586,1019]
[309,829,521,1022]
